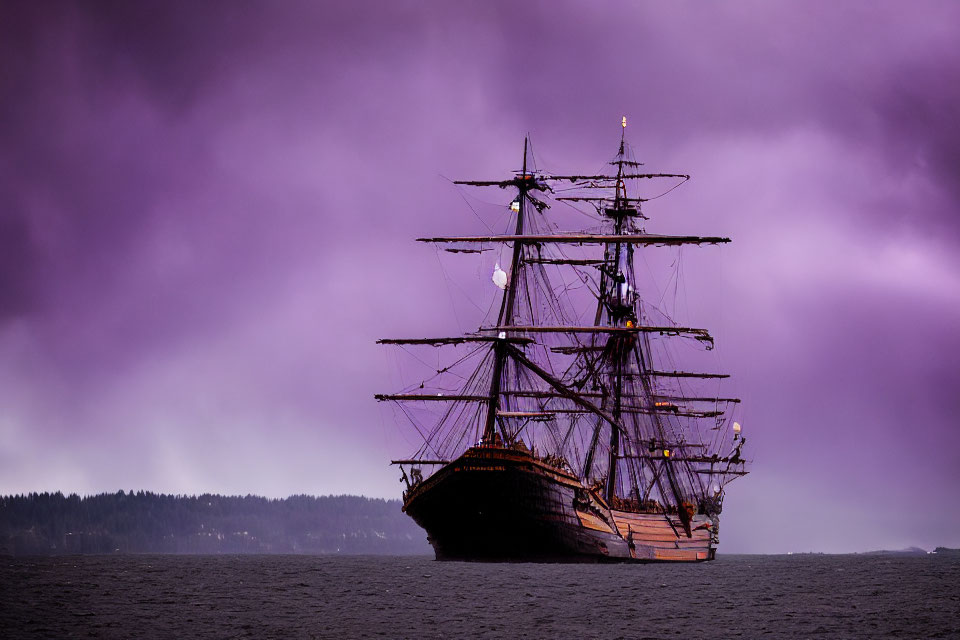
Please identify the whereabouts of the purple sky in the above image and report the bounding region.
[2,1,959,553]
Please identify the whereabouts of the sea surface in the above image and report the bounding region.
[1,554,958,639]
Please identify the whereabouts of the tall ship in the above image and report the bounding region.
[376,120,749,562]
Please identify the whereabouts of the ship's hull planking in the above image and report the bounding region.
[403,447,716,563]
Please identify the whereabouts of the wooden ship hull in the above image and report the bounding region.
[403,446,717,563]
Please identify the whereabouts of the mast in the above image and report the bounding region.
[500,138,528,329]
[482,138,530,445]
[604,118,629,502]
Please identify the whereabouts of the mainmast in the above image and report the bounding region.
[482,138,530,445]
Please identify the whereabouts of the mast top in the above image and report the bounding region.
[523,135,529,176]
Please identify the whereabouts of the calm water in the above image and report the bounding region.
[1,554,958,639]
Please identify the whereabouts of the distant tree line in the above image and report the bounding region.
[0,492,431,556]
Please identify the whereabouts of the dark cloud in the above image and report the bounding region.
[871,63,960,234]
[0,214,37,319]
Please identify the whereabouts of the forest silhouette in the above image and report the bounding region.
[0,492,429,556]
